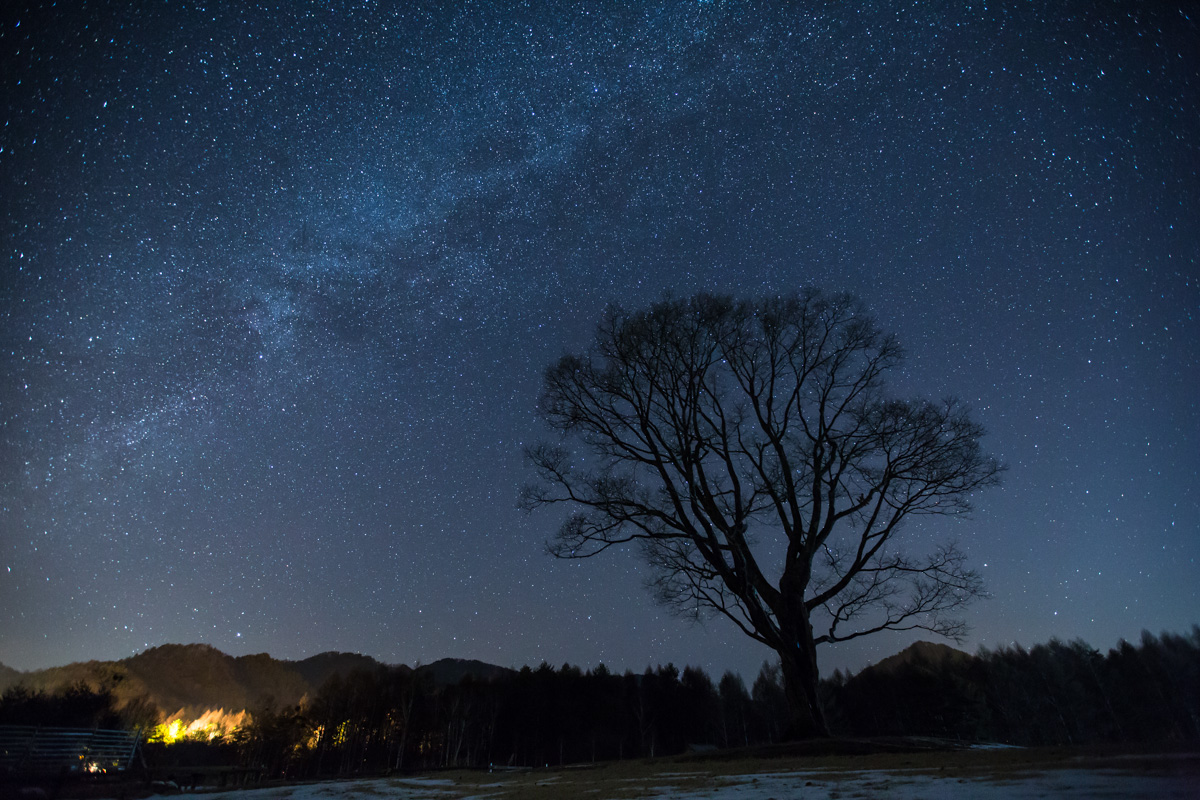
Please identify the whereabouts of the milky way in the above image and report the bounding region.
[2,3,1196,680]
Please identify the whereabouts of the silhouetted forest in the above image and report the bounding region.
[0,678,159,732]
[827,630,1200,746]
[3,630,1196,778]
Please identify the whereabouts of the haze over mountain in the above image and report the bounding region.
[0,643,514,719]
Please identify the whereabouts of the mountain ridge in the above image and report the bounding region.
[860,640,975,676]
[0,645,513,719]
[0,642,970,722]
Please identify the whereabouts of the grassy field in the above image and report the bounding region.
[409,743,1199,800]
[102,741,1199,800]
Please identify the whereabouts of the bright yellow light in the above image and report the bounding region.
[150,708,251,743]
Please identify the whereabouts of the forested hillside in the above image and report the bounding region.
[2,629,1196,779]
[0,644,387,717]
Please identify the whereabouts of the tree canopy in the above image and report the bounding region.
[523,290,1003,736]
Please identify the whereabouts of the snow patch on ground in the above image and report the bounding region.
[641,767,1195,799]
[127,762,1196,800]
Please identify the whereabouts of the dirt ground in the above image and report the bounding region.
[420,745,1199,800]
[47,742,1200,800]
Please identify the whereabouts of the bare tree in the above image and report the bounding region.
[522,290,1003,737]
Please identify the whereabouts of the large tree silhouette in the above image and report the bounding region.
[523,290,1002,737]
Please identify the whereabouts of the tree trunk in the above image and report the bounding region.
[776,613,831,739]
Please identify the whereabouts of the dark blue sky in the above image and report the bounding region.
[2,2,1196,682]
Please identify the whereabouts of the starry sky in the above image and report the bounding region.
[2,2,1197,682]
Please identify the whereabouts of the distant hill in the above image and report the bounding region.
[0,645,386,719]
[2,658,151,705]
[414,658,514,685]
[0,647,515,721]
[125,644,316,715]
[0,663,24,694]
[289,650,404,689]
[859,641,975,677]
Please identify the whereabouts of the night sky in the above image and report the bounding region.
[2,3,1197,683]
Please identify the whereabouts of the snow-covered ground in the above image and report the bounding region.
[630,767,1196,799]
[129,761,1197,800]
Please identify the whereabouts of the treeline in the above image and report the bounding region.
[197,628,1200,777]
[0,677,158,732]
[826,629,1200,746]
[232,662,780,777]
[2,629,1197,778]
